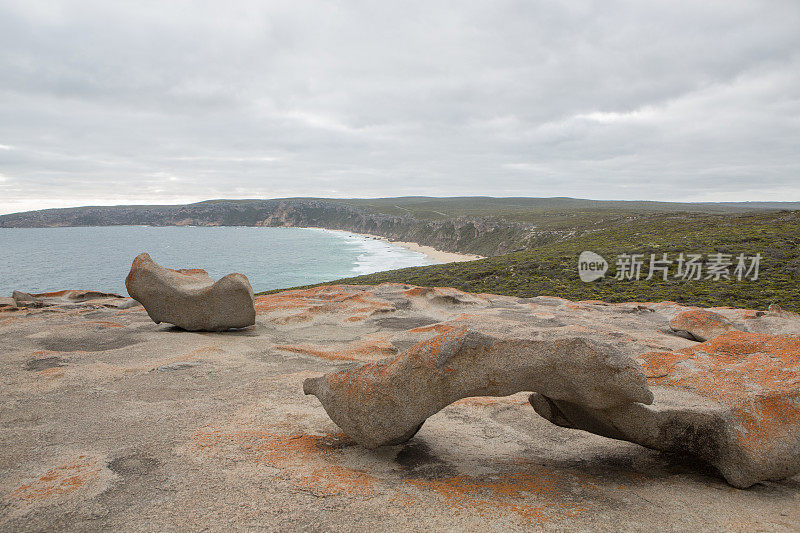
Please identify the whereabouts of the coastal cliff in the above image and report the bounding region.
[3,197,799,267]
[0,199,544,256]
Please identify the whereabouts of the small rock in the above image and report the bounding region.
[12,290,44,307]
[767,304,800,319]
[669,309,740,341]
[11,289,124,308]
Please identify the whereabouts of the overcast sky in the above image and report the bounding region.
[0,1,798,214]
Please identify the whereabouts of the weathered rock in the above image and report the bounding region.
[115,298,141,310]
[767,303,800,319]
[0,296,17,309]
[3,282,800,530]
[12,289,125,308]
[125,252,255,331]
[531,330,800,488]
[304,325,653,448]
[46,289,123,302]
[12,290,46,307]
[297,286,800,487]
[669,308,741,341]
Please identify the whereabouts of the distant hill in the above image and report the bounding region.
[335,196,800,220]
[3,197,800,257]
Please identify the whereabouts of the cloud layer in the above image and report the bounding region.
[1,0,798,213]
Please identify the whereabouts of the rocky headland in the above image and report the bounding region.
[0,199,535,257]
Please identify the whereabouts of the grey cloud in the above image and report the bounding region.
[0,0,799,214]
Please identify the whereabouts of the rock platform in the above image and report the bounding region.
[1,284,798,531]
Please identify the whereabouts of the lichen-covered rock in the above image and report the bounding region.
[13,289,125,306]
[531,331,800,488]
[304,324,653,448]
[4,281,800,529]
[125,252,255,331]
[669,308,740,341]
[11,290,45,307]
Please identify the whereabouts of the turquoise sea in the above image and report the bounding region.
[0,226,435,296]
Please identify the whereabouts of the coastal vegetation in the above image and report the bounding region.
[270,209,800,312]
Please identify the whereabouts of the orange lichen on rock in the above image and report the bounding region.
[311,329,469,409]
[255,285,395,323]
[323,358,394,405]
[404,286,434,298]
[669,308,740,341]
[10,455,101,503]
[38,367,66,378]
[393,326,469,373]
[191,423,586,524]
[639,331,800,449]
[405,468,587,525]
[565,303,592,311]
[254,292,320,314]
[389,492,417,507]
[404,285,486,305]
[257,284,490,324]
[192,428,376,497]
[24,290,73,298]
[453,313,486,321]
[170,268,208,276]
[275,335,397,362]
[408,323,456,334]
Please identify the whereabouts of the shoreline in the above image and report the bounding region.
[324,229,484,264]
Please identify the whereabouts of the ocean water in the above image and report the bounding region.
[0,226,436,296]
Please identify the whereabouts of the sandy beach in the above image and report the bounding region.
[328,229,484,263]
[386,238,484,263]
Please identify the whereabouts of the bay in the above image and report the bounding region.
[0,226,435,296]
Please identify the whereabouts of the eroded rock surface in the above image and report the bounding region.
[6,289,132,309]
[296,285,800,488]
[125,252,255,331]
[532,331,800,488]
[669,308,741,341]
[304,326,653,448]
[2,283,799,531]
